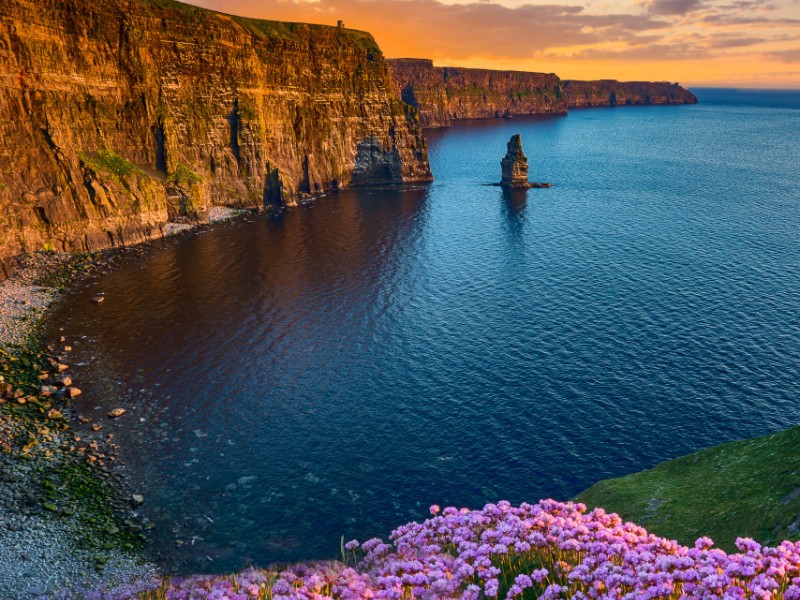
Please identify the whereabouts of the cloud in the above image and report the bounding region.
[766,48,800,62]
[646,0,705,14]
[558,43,701,61]
[192,0,668,60]
[701,13,800,25]
[705,35,771,48]
[189,0,800,75]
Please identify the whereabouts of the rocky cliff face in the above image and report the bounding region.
[563,80,698,107]
[388,59,567,128]
[0,0,432,278]
[389,59,698,128]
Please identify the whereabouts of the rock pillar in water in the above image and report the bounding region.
[501,134,530,188]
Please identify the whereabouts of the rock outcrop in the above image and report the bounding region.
[0,0,432,279]
[389,59,698,128]
[388,59,567,128]
[563,80,698,108]
[498,134,550,189]
[501,135,530,188]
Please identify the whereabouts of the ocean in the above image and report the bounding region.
[48,88,800,572]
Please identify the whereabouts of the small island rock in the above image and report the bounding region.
[500,134,552,189]
[501,134,530,188]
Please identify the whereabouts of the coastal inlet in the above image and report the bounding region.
[46,92,800,574]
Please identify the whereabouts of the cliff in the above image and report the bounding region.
[0,0,432,279]
[563,79,698,108]
[388,59,698,128]
[388,59,567,128]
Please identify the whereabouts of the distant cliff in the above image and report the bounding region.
[389,59,698,128]
[563,80,698,108]
[388,59,567,128]
[0,0,432,278]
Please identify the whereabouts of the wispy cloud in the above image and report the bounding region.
[766,48,800,62]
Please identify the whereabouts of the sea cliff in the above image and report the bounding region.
[388,59,567,128]
[0,0,432,279]
[388,58,698,128]
[563,79,698,108]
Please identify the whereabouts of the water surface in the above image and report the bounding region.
[49,89,800,572]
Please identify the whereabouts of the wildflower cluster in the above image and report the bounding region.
[135,500,800,599]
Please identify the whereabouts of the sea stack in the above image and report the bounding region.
[501,134,530,188]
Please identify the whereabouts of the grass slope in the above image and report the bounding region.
[576,426,800,551]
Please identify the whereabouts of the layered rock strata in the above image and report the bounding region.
[501,135,530,188]
[0,0,432,279]
[388,59,698,128]
[388,59,567,128]
[563,80,698,107]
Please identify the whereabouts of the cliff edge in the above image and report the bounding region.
[0,0,432,278]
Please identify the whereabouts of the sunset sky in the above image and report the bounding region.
[192,0,800,88]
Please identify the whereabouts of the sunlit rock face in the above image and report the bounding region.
[388,59,698,130]
[388,59,568,128]
[0,0,432,278]
[501,135,530,189]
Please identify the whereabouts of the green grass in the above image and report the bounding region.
[233,16,379,53]
[138,0,207,14]
[137,0,380,53]
[79,149,143,180]
[576,426,800,551]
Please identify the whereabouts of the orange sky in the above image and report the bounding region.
[191,0,800,88]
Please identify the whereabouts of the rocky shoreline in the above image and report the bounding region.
[0,208,244,599]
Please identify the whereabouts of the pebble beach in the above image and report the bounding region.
[0,208,243,599]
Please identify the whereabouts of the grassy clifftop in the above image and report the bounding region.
[576,426,800,551]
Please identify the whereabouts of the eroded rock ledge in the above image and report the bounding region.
[0,0,432,279]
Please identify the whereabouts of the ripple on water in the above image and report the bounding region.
[47,93,800,573]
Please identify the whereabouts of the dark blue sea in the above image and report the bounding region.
[49,88,800,572]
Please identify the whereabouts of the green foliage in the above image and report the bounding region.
[232,16,380,54]
[169,163,203,186]
[576,426,800,551]
[79,149,143,180]
[46,459,147,552]
[233,17,308,41]
[0,255,145,559]
[34,252,99,291]
[168,164,202,215]
[137,0,206,15]
[0,335,47,394]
